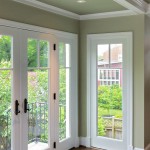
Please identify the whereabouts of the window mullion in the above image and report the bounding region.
[37,40,40,68]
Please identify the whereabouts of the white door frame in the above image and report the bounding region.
[20,30,57,150]
[87,32,133,150]
[0,18,78,150]
[55,37,78,150]
[0,26,21,150]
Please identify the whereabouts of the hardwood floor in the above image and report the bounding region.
[72,147,103,150]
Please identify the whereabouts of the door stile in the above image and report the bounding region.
[53,40,59,150]
[11,28,22,150]
[8,29,21,150]
[49,37,58,150]
[20,30,28,150]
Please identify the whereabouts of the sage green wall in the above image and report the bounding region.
[0,0,79,33]
[79,15,144,149]
[144,15,150,148]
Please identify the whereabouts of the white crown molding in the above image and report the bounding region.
[0,18,78,38]
[12,0,80,20]
[13,0,146,20]
[80,10,136,20]
[113,0,147,14]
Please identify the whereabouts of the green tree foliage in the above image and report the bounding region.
[98,84,122,112]
[97,85,122,136]
[0,35,11,63]
[98,117,105,136]
[58,42,67,140]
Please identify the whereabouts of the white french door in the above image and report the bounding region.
[88,33,133,150]
[20,31,56,150]
[0,24,77,150]
[55,39,78,150]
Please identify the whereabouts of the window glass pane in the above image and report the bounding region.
[40,40,49,67]
[28,70,49,150]
[66,44,70,68]
[59,43,70,68]
[59,42,71,141]
[97,44,123,140]
[0,70,12,150]
[0,35,12,68]
[97,44,109,68]
[110,44,122,68]
[0,35,12,149]
[59,68,70,141]
[28,39,38,68]
[27,39,50,150]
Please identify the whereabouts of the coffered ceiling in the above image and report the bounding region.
[37,0,127,15]
[13,0,150,20]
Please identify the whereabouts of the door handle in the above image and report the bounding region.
[15,100,20,115]
[24,98,30,113]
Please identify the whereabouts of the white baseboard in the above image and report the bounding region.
[74,137,80,148]
[134,148,144,150]
[79,137,91,147]
[79,137,143,150]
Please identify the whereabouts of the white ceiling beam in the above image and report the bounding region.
[113,0,147,14]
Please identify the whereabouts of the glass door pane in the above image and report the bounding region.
[27,38,50,150]
[0,35,12,150]
[97,44,123,140]
[59,42,70,141]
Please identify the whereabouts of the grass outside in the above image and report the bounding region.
[98,107,122,118]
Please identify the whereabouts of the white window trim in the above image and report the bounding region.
[87,32,133,150]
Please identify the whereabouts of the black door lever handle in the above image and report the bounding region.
[15,100,20,115]
[24,98,30,113]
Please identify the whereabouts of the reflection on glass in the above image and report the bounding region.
[59,43,70,141]
[97,44,123,140]
[97,44,109,68]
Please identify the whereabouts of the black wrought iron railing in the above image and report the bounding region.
[0,108,11,150]
[28,102,49,143]
[0,102,66,150]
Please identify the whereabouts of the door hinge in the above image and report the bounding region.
[53,142,56,148]
[53,93,56,100]
[53,44,56,51]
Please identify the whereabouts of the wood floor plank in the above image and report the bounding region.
[72,147,103,150]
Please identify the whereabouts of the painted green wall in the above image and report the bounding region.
[0,0,79,33]
[79,15,144,149]
[144,15,150,148]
